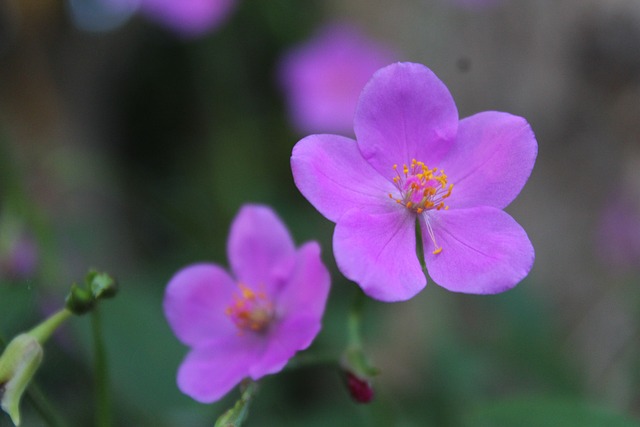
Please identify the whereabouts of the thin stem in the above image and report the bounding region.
[348,289,366,348]
[28,309,72,344]
[24,383,69,427]
[91,307,112,427]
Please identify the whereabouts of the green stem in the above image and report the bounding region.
[24,383,69,427]
[28,309,72,344]
[91,307,112,427]
[348,289,366,348]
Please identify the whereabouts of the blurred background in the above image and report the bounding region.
[1,0,640,425]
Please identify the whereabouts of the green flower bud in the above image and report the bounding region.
[0,334,43,426]
[65,283,95,315]
[214,381,258,427]
[0,309,70,425]
[86,270,118,300]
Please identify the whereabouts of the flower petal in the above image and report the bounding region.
[164,263,237,347]
[441,111,538,209]
[291,134,395,222]
[274,241,331,320]
[250,241,330,377]
[250,316,321,379]
[228,205,296,293]
[355,62,458,178]
[333,208,426,301]
[177,335,263,403]
[422,207,534,294]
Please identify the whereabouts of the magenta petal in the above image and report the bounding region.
[291,134,396,222]
[250,242,329,377]
[228,205,296,292]
[177,335,263,403]
[275,242,331,319]
[334,208,426,301]
[441,111,538,209]
[423,207,534,294]
[355,62,458,178]
[250,316,320,378]
[164,263,236,346]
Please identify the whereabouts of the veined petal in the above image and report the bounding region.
[422,207,534,294]
[163,263,237,347]
[177,335,263,403]
[442,111,538,209]
[355,62,458,178]
[334,208,426,302]
[228,205,296,293]
[291,134,396,222]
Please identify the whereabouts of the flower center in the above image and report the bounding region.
[225,284,274,333]
[388,159,454,255]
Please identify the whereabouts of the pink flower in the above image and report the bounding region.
[596,190,640,270]
[139,0,236,37]
[278,23,397,135]
[291,62,536,302]
[163,204,331,402]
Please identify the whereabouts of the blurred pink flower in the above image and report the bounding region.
[0,233,38,281]
[597,191,640,270]
[139,0,236,37]
[279,23,397,135]
[291,62,537,302]
[164,204,331,402]
[68,0,235,37]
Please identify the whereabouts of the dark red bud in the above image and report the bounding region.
[345,372,374,403]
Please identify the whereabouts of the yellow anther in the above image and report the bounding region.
[389,160,453,216]
[432,247,443,255]
[239,284,255,299]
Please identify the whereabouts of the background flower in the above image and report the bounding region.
[291,62,536,302]
[139,0,236,38]
[67,0,236,36]
[278,23,397,135]
[163,204,330,402]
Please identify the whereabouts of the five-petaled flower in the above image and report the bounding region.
[291,62,537,302]
[164,204,331,402]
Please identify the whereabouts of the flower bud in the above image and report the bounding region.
[86,270,118,300]
[344,371,374,403]
[65,283,95,315]
[341,346,378,404]
[0,334,43,426]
